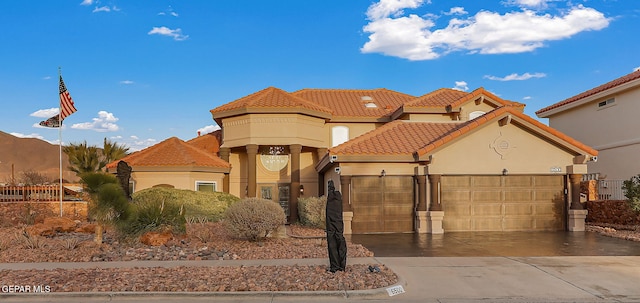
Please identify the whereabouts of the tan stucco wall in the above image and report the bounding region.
[427,121,575,175]
[546,88,640,180]
[338,163,418,176]
[222,114,326,148]
[326,122,380,147]
[131,171,225,192]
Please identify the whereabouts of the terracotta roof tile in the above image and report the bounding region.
[210,87,333,116]
[404,88,469,108]
[106,137,230,169]
[536,69,640,115]
[187,130,222,154]
[291,88,415,118]
[330,120,460,156]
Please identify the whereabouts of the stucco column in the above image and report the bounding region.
[317,148,328,197]
[219,147,230,194]
[246,144,258,198]
[416,175,427,211]
[289,144,302,223]
[340,175,352,212]
[569,174,583,210]
[428,174,442,211]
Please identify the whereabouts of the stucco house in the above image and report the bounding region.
[110,86,597,234]
[536,69,640,181]
[106,136,230,193]
[210,86,596,234]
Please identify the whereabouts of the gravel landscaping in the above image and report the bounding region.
[0,222,398,293]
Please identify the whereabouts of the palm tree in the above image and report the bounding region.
[63,138,130,175]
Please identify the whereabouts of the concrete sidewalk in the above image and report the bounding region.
[2,256,640,302]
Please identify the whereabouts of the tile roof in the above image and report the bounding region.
[106,137,230,169]
[329,120,460,156]
[291,88,415,118]
[210,86,333,117]
[536,69,640,115]
[329,105,597,158]
[404,88,469,108]
[187,130,222,154]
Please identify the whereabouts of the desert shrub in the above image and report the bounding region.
[133,187,239,222]
[623,175,640,212]
[14,230,46,249]
[80,172,119,195]
[298,196,326,229]
[125,199,186,237]
[223,197,286,241]
[90,183,134,227]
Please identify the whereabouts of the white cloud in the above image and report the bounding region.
[484,72,546,81]
[523,96,532,100]
[508,0,549,8]
[120,80,134,85]
[43,76,51,80]
[92,6,110,12]
[10,132,45,140]
[361,1,610,60]
[197,125,221,136]
[453,81,469,91]
[70,111,120,132]
[130,135,139,140]
[80,0,93,5]
[30,108,59,118]
[158,6,179,17]
[148,26,189,41]
[634,66,640,72]
[444,7,467,16]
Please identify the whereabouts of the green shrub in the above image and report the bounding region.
[223,197,286,241]
[298,196,326,229]
[80,172,118,195]
[623,175,640,212]
[132,187,240,222]
[90,183,134,226]
[126,198,186,236]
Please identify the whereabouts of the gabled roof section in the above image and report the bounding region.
[187,130,222,155]
[536,69,640,117]
[415,105,598,158]
[291,88,415,120]
[106,137,230,170]
[329,120,460,157]
[210,87,333,122]
[404,88,469,109]
[447,87,518,110]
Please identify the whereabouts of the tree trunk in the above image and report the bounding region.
[94,224,103,245]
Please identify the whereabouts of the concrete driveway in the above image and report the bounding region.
[349,231,640,257]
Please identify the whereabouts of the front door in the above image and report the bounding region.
[259,183,290,219]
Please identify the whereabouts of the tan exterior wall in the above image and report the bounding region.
[338,162,418,176]
[326,122,380,147]
[546,88,640,180]
[131,171,225,193]
[222,114,326,148]
[459,102,500,121]
[428,121,575,175]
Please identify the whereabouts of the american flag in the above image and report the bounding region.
[59,75,77,121]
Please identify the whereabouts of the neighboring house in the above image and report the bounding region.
[206,86,596,234]
[536,69,640,181]
[106,137,230,193]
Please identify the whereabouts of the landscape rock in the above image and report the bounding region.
[140,231,174,246]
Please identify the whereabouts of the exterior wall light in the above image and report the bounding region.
[381,170,387,177]
[299,184,304,195]
[502,168,508,176]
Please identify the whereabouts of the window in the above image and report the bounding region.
[598,98,615,108]
[332,126,349,147]
[195,181,217,192]
[469,111,486,120]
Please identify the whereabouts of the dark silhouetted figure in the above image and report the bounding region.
[116,160,132,200]
[326,180,347,272]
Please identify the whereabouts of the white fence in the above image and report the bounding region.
[596,180,626,200]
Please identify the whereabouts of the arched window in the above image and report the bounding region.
[469,111,486,120]
[332,126,349,147]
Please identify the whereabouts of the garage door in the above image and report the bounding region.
[351,176,414,233]
[441,175,565,232]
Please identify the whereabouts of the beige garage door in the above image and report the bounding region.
[441,175,565,232]
[351,176,414,234]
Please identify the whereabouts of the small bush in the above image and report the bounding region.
[133,187,239,222]
[223,197,286,241]
[126,198,186,237]
[298,196,326,229]
[623,175,640,212]
[59,238,81,250]
[15,230,46,249]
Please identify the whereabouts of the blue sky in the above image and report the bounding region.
[1,0,638,151]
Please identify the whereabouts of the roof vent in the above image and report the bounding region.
[364,102,378,108]
[361,96,373,101]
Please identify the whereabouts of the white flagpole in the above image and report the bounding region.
[59,67,63,217]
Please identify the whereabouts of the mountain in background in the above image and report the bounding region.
[0,131,77,184]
